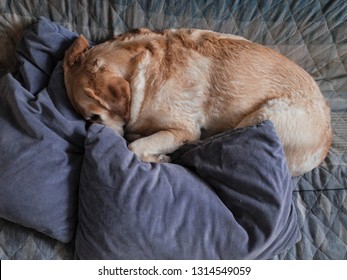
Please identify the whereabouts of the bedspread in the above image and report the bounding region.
[0,0,346,260]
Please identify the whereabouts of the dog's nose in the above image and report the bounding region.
[86,114,102,123]
[89,114,102,122]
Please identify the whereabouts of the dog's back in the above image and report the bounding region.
[64,28,332,175]
[127,29,332,175]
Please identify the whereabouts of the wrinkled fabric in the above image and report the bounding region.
[0,18,85,242]
[76,122,299,259]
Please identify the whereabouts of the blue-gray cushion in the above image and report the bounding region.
[76,121,300,259]
[0,18,85,242]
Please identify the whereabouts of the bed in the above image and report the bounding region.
[0,0,346,260]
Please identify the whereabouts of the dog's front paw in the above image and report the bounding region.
[157,154,171,163]
[137,153,171,163]
[128,143,171,163]
[136,153,171,163]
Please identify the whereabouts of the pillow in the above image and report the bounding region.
[75,121,300,259]
[0,18,86,242]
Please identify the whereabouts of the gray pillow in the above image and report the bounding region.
[0,18,85,242]
[75,121,300,259]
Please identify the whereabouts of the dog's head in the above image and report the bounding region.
[63,35,130,135]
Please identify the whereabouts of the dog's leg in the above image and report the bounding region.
[236,98,331,176]
[128,129,200,163]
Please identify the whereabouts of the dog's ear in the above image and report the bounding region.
[107,77,131,121]
[64,35,90,68]
[84,77,131,121]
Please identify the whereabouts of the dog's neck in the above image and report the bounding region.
[124,50,151,128]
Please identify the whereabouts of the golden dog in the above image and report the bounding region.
[64,28,332,176]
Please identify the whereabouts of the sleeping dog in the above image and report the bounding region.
[63,28,332,176]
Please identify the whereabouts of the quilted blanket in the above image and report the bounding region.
[0,0,346,260]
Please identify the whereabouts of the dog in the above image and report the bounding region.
[64,28,332,176]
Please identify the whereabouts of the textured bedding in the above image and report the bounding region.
[0,21,85,243]
[0,0,346,260]
[77,120,298,259]
[0,17,299,260]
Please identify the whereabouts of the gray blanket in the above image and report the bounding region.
[0,0,346,260]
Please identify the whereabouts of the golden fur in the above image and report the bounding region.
[64,28,332,176]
